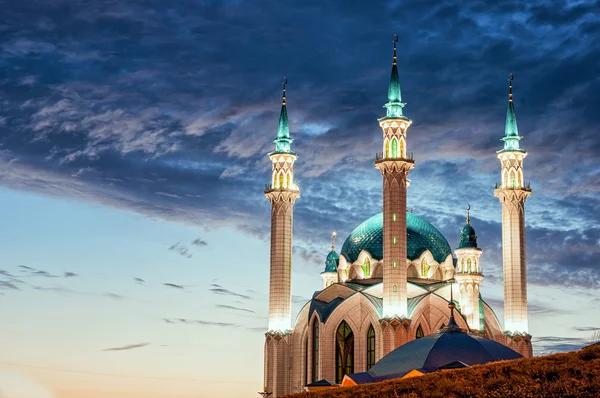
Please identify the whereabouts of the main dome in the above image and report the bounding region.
[340,212,452,264]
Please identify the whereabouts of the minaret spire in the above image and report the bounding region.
[466,204,471,225]
[385,34,406,118]
[273,78,293,154]
[331,231,337,252]
[502,73,523,152]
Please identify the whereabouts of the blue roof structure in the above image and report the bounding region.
[347,329,522,384]
[340,212,452,264]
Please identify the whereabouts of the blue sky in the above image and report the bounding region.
[0,0,599,396]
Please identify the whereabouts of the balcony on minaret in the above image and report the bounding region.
[375,152,414,161]
[495,181,531,190]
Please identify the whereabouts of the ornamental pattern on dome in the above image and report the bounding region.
[340,212,452,264]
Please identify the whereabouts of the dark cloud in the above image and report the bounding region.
[209,283,251,300]
[64,272,78,278]
[134,277,146,284]
[0,0,597,287]
[32,285,75,294]
[191,238,208,247]
[532,336,592,355]
[169,242,193,259]
[163,318,240,328]
[0,281,21,291]
[216,304,255,314]
[102,342,150,352]
[102,292,125,300]
[572,326,600,332]
[163,283,185,290]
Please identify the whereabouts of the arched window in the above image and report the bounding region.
[467,258,472,273]
[421,258,429,277]
[385,140,390,158]
[518,169,523,187]
[416,325,425,339]
[509,169,517,188]
[399,139,405,158]
[461,258,465,273]
[312,320,319,382]
[366,325,376,370]
[361,258,371,277]
[279,173,284,189]
[391,139,398,158]
[335,321,354,384]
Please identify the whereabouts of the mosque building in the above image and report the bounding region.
[262,37,533,397]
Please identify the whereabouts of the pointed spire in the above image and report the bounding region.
[466,204,471,225]
[272,77,294,154]
[458,204,478,249]
[501,73,523,152]
[442,278,461,332]
[331,231,337,252]
[383,34,406,118]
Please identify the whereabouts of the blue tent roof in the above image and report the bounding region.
[349,330,522,383]
[340,212,452,264]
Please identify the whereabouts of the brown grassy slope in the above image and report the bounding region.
[285,344,600,398]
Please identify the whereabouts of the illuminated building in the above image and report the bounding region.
[262,41,532,397]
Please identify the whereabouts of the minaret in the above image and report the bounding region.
[264,79,300,397]
[454,205,484,332]
[265,78,300,333]
[493,74,531,335]
[321,232,339,289]
[375,35,415,320]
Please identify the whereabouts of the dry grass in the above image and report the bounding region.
[285,344,600,398]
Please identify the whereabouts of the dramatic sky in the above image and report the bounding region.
[0,0,599,397]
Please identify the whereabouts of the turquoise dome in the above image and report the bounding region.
[323,250,339,273]
[326,251,340,262]
[340,212,452,264]
[458,223,478,249]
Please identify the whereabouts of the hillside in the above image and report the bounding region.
[286,343,600,398]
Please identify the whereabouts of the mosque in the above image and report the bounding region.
[262,37,533,397]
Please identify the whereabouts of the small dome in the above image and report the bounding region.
[348,329,522,383]
[327,251,340,262]
[340,212,452,264]
[323,250,339,273]
[458,223,478,249]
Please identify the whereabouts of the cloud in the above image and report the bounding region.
[209,283,251,300]
[64,272,78,278]
[102,292,125,300]
[134,277,146,284]
[572,326,600,332]
[162,318,240,328]
[0,0,597,294]
[216,304,255,314]
[163,283,185,290]
[191,238,207,247]
[532,336,592,355]
[102,342,150,352]
[168,242,193,259]
[0,281,20,291]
